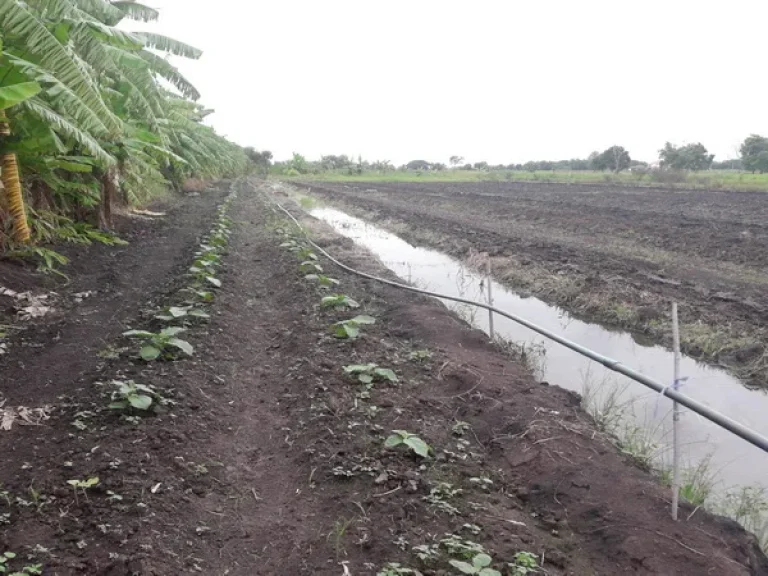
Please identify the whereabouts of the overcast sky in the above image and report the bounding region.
[130,0,768,165]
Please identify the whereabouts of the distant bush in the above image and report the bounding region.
[286,168,300,177]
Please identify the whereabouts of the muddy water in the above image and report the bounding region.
[310,206,768,492]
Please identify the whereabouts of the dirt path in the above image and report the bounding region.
[0,180,766,575]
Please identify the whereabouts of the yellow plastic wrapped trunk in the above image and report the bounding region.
[0,110,30,243]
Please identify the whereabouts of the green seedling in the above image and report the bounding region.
[452,421,471,436]
[321,294,360,309]
[377,563,422,576]
[449,553,501,576]
[0,552,42,576]
[423,482,462,515]
[413,543,440,563]
[300,261,323,274]
[440,535,487,560]
[508,552,538,576]
[108,380,167,413]
[67,477,99,504]
[343,363,398,386]
[189,266,222,288]
[189,290,215,303]
[469,476,494,491]
[384,430,431,458]
[409,349,432,362]
[305,274,340,289]
[155,306,210,322]
[298,248,318,261]
[331,315,376,339]
[123,327,194,361]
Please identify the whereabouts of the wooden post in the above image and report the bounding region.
[487,257,494,339]
[671,302,681,520]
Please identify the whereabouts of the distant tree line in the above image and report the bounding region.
[266,134,768,176]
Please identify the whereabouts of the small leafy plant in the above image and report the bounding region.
[384,430,431,458]
[300,261,323,274]
[67,477,99,504]
[376,563,422,576]
[297,248,318,261]
[189,265,222,288]
[343,363,398,386]
[440,535,487,559]
[108,380,167,413]
[449,553,501,576]
[0,551,43,576]
[155,305,210,323]
[423,482,462,515]
[123,327,194,360]
[186,289,215,303]
[279,239,303,252]
[321,294,360,309]
[508,552,538,576]
[330,315,376,339]
[413,543,440,563]
[409,349,432,362]
[305,274,340,289]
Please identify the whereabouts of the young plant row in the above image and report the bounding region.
[110,187,238,418]
[276,226,540,576]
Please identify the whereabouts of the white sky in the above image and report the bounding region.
[130,0,768,165]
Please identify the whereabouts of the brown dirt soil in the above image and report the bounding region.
[297,180,768,387]
[0,179,766,575]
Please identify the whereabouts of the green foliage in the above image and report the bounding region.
[508,552,538,576]
[440,535,487,560]
[108,380,167,413]
[741,134,768,173]
[123,327,194,360]
[330,315,375,339]
[188,265,222,288]
[591,146,631,172]
[155,305,209,323]
[423,482,461,515]
[4,247,69,276]
[449,554,500,576]
[409,349,432,362]
[0,551,43,576]
[66,477,99,503]
[185,289,215,303]
[384,430,431,458]
[300,261,323,274]
[321,294,360,309]
[659,142,714,171]
[413,543,440,563]
[452,421,471,436]
[305,274,340,289]
[377,563,423,576]
[0,0,249,256]
[343,363,398,386]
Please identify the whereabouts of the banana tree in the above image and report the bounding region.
[0,76,42,242]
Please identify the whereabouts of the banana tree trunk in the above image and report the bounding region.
[99,166,117,230]
[0,110,30,243]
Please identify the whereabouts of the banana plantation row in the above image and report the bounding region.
[0,0,248,255]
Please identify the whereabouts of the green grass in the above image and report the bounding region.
[280,169,768,191]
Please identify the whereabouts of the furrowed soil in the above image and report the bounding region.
[298,180,768,388]
[1,179,766,575]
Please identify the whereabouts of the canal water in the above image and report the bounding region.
[310,205,768,493]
